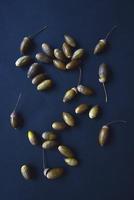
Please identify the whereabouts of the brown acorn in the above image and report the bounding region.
[42,43,54,57]
[15,55,32,67]
[72,49,85,60]
[66,60,81,70]
[75,104,89,114]
[27,63,41,78]
[44,168,64,179]
[21,165,32,180]
[94,25,117,54]
[58,145,74,158]
[53,59,66,70]
[42,132,57,140]
[20,25,47,54]
[52,122,66,130]
[89,105,100,119]
[54,49,66,61]
[62,42,72,58]
[36,53,52,63]
[98,125,109,146]
[64,34,76,47]
[37,79,53,91]
[62,112,75,127]
[27,130,38,146]
[64,158,78,166]
[32,73,46,85]
[63,87,78,103]
[42,140,58,149]
[77,84,94,96]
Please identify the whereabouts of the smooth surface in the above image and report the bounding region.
[0,0,133,199]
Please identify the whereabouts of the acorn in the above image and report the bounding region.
[52,122,66,130]
[27,63,41,78]
[36,53,52,63]
[21,165,32,180]
[32,73,46,85]
[64,34,76,47]
[75,104,89,114]
[62,42,72,58]
[63,87,78,103]
[58,145,74,158]
[54,49,66,61]
[37,79,53,91]
[53,59,66,70]
[66,60,81,70]
[42,140,58,149]
[89,105,100,119]
[27,130,38,145]
[44,168,64,179]
[42,132,57,140]
[72,49,85,60]
[64,158,78,166]
[77,85,94,96]
[62,112,75,127]
[15,55,32,67]
[42,43,54,57]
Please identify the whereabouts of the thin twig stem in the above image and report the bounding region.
[29,25,48,38]
[105,120,127,126]
[102,83,108,103]
[105,25,118,41]
[77,67,82,86]
[13,93,22,112]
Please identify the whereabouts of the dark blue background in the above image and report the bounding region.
[0,0,133,199]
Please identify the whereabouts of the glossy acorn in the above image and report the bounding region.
[42,43,54,57]
[32,73,46,85]
[63,87,78,103]
[44,168,64,179]
[75,104,89,114]
[53,59,66,70]
[89,105,100,119]
[62,112,75,127]
[15,55,32,67]
[58,145,74,158]
[72,49,85,60]
[99,63,108,83]
[36,53,52,63]
[21,165,32,180]
[10,111,21,129]
[98,125,109,146]
[27,63,41,78]
[42,140,58,149]
[37,79,53,91]
[27,130,38,146]
[52,121,66,130]
[77,84,94,96]
[64,158,78,166]
[64,34,76,47]
[42,132,57,140]
[62,42,72,58]
[54,49,66,61]
[66,59,81,70]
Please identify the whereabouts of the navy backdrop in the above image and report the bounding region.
[0,0,134,199]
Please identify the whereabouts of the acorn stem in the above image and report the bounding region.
[102,83,108,103]
[77,67,82,86]
[29,25,48,38]
[105,120,127,126]
[42,149,47,170]
[105,25,118,41]
[13,93,22,112]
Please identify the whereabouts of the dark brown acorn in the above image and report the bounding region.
[20,25,48,54]
[94,25,117,54]
[32,73,46,85]
[54,49,66,61]
[99,63,109,102]
[64,34,76,47]
[10,93,23,129]
[42,43,54,57]
[62,42,72,58]
[77,84,94,96]
[21,165,33,180]
[36,53,52,63]
[27,63,41,78]
[53,59,66,70]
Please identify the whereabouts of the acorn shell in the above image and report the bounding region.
[99,125,110,146]
[52,122,66,130]
[75,104,89,114]
[63,87,77,103]
[64,158,78,166]
[15,55,32,67]
[94,39,107,54]
[99,63,108,83]
[20,37,32,54]
[36,53,52,63]
[10,111,21,129]
[53,59,66,70]
[42,132,57,140]
[64,34,76,47]
[27,63,41,78]
[62,112,75,127]
[21,165,32,180]
[27,130,38,145]
[72,49,85,60]
[37,79,53,91]
[54,49,66,61]
[42,43,54,57]
[89,105,100,119]
[44,168,64,179]
[77,85,94,96]
[62,42,72,58]
[58,145,74,158]
[42,140,58,149]
[66,60,81,70]
[32,73,46,85]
